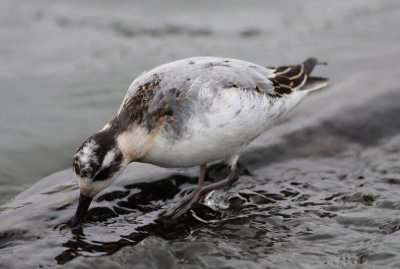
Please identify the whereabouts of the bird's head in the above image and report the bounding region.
[70,129,128,229]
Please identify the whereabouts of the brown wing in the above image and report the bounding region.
[267,58,319,97]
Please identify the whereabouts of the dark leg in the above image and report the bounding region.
[165,163,239,218]
[165,164,206,217]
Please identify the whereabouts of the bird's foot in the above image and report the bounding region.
[164,164,239,219]
[164,187,205,218]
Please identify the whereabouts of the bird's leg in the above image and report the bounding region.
[165,164,206,217]
[165,163,239,218]
[196,164,239,198]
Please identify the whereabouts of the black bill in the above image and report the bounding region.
[71,192,93,229]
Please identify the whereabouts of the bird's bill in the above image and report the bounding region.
[71,192,93,229]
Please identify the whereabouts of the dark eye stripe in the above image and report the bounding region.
[93,161,121,182]
[93,166,111,181]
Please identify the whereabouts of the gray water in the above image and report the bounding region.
[1,0,400,268]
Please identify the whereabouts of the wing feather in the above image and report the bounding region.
[267,58,321,97]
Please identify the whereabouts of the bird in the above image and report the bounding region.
[70,56,330,229]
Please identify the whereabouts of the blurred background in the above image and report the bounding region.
[0,0,399,203]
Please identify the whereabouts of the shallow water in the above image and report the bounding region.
[1,0,400,268]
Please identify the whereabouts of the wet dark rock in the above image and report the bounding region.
[2,90,400,268]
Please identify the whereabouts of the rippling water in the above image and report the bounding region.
[1,0,400,268]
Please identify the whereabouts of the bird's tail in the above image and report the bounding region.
[300,57,330,92]
[267,57,330,96]
[301,76,330,92]
[303,57,318,75]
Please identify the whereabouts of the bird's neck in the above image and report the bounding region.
[114,125,160,163]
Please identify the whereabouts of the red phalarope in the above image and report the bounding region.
[71,56,330,229]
